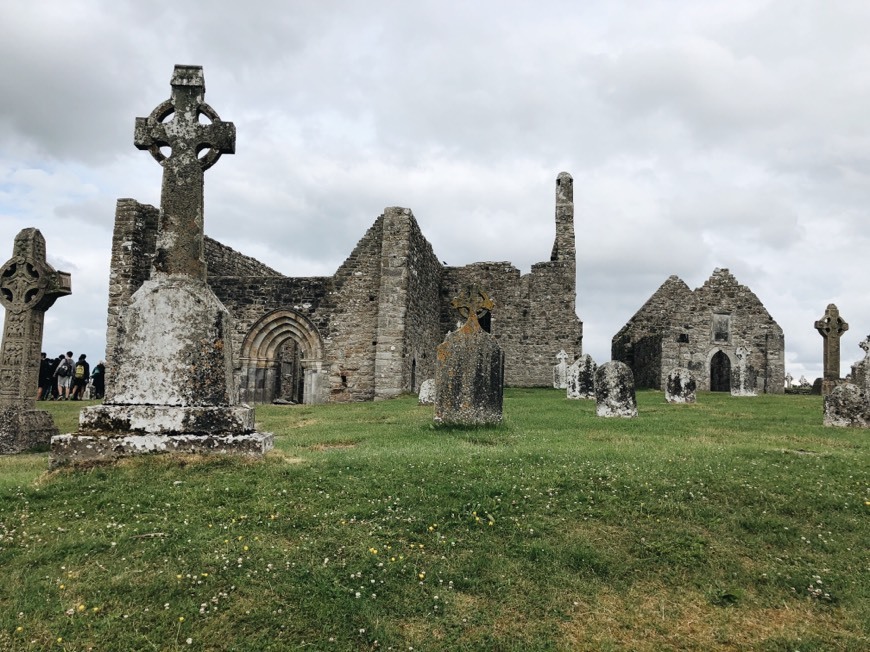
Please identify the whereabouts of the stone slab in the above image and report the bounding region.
[823,383,870,428]
[50,431,274,468]
[0,406,58,454]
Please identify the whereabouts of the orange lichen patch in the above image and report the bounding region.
[561,583,857,651]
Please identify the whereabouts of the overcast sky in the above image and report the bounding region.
[2,0,870,383]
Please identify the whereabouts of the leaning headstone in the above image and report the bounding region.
[595,361,637,418]
[417,378,435,405]
[0,229,71,454]
[823,383,870,428]
[52,66,272,467]
[815,303,849,396]
[434,287,503,425]
[566,354,596,400]
[665,367,697,404]
[553,350,569,389]
[730,346,757,396]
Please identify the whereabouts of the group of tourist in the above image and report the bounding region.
[37,352,105,401]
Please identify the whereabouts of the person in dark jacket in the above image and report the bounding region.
[90,361,106,400]
[70,354,90,400]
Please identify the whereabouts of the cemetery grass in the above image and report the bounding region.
[0,392,867,651]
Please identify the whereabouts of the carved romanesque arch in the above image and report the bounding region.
[707,348,735,392]
[239,309,326,404]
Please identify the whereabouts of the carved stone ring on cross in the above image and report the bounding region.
[451,287,494,320]
[139,99,228,171]
[0,257,45,313]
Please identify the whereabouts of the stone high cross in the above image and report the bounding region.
[134,65,235,279]
[450,286,494,333]
[815,303,849,384]
[0,229,71,405]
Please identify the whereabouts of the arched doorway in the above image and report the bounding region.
[239,309,326,404]
[710,350,731,392]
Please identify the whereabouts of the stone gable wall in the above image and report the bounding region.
[614,269,784,393]
[204,237,284,278]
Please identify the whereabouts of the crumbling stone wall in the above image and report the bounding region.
[613,269,785,393]
[105,173,583,403]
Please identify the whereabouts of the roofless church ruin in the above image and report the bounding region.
[104,68,583,405]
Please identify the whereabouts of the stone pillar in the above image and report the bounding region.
[553,350,569,389]
[815,303,849,396]
[0,229,71,453]
[730,346,757,397]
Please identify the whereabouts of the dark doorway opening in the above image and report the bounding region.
[710,350,731,392]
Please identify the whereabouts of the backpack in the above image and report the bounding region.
[74,363,86,380]
[58,360,71,377]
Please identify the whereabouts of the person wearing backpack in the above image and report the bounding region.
[71,354,90,401]
[54,351,74,400]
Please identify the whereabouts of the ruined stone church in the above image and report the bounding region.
[106,172,583,404]
[612,268,784,394]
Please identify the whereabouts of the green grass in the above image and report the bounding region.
[0,390,867,651]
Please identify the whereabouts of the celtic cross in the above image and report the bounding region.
[814,304,849,382]
[451,286,494,333]
[134,65,235,279]
[0,229,71,404]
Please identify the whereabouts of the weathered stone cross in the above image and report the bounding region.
[134,65,235,279]
[451,286,494,333]
[0,229,71,404]
[815,303,849,386]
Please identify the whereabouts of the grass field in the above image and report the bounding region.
[0,390,867,651]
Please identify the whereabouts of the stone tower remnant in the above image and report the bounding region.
[0,229,71,454]
[434,286,504,425]
[814,303,848,396]
[52,65,272,466]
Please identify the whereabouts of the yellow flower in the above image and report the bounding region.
[243,545,249,551]
[77,604,85,612]
[178,616,185,623]
[15,626,22,633]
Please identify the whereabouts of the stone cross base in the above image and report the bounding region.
[0,406,58,454]
[49,431,274,468]
[434,330,503,426]
[79,404,255,435]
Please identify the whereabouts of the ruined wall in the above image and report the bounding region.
[104,199,159,377]
[204,237,284,278]
[389,210,443,395]
[320,216,385,401]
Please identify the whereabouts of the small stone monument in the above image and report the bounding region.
[815,303,849,396]
[799,375,809,388]
[784,373,793,389]
[52,66,272,466]
[553,350,569,389]
[0,229,71,454]
[730,346,757,396]
[434,286,503,425]
[566,354,596,400]
[595,361,637,418]
[665,367,697,404]
[824,383,870,428]
[417,378,435,405]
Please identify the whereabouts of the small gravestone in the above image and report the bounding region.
[824,383,870,428]
[434,287,503,425]
[417,378,435,405]
[566,354,596,400]
[665,367,696,404]
[595,361,637,418]
[784,373,793,389]
[815,303,849,396]
[730,346,757,396]
[553,350,569,389]
[52,66,272,467]
[0,229,71,454]
[811,378,823,395]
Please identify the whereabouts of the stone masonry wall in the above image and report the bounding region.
[204,237,284,278]
[104,199,159,379]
